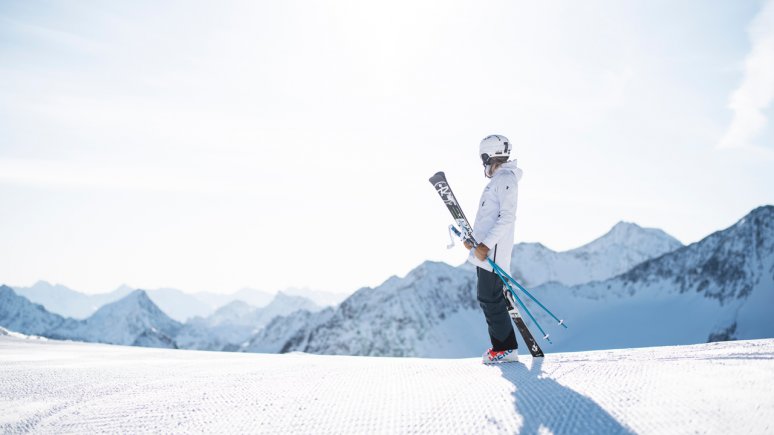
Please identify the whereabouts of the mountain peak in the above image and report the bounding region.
[573,221,682,256]
[125,289,152,304]
[91,289,167,321]
[610,221,641,232]
[68,288,181,346]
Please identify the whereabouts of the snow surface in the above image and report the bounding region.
[1,336,772,434]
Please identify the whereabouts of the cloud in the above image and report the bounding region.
[718,0,774,150]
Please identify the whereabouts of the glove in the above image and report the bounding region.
[463,240,474,250]
[474,243,490,261]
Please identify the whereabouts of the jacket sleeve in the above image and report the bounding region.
[481,174,518,249]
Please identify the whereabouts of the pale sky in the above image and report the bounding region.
[1,0,773,295]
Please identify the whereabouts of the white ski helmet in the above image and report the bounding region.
[479,134,511,165]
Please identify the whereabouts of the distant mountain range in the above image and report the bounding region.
[0,287,321,350]
[12,281,346,322]
[176,293,320,350]
[0,287,180,348]
[3,207,772,356]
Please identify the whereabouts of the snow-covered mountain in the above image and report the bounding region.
[509,221,682,287]
[10,282,211,322]
[251,206,772,357]
[54,290,182,348]
[257,292,321,324]
[0,287,181,349]
[176,292,321,350]
[176,301,259,350]
[10,281,314,323]
[9,220,673,324]
[531,205,774,352]
[5,208,770,357]
[0,284,320,351]
[0,285,70,335]
[141,287,214,322]
[252,262,486,357]
[241,307,335,353]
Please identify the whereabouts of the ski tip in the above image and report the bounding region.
[428,171,445,183]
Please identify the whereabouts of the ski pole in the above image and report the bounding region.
[449,225,567,329]
[489,262,568,329]
[491,262,552,343]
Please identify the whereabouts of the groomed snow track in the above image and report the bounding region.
[1,337,772,434]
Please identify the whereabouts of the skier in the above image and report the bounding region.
[464,134,523,364]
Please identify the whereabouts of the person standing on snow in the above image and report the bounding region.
[464,134,522,364]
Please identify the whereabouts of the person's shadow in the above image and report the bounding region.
[496,358,634,434]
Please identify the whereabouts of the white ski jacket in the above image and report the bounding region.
[467,160,523,273]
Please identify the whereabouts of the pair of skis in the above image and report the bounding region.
[428,171,567,358]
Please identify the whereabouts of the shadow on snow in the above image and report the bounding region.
[496,358,634,434]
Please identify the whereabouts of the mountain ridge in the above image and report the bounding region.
[509,220,683,287]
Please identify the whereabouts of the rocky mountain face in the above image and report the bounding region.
[0,285,69,335]
[618,206,773,303]
[283,262,481,357]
